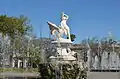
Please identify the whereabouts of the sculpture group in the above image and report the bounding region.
[47,12,71,43]
[47,12,77,61]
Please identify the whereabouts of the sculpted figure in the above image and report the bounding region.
[47,12,71,42]
[60,12,71,40]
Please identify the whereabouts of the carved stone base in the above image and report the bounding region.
[52,38,72,43]
[49,47,76,61]
[49,55,76,61]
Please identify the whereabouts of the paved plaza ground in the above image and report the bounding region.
[1,71,120,79]
[0,72,40,78]
[87,71,120,79]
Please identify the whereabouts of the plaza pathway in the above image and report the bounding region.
[0,72,40,78]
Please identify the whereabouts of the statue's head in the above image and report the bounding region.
[61,12,69,21]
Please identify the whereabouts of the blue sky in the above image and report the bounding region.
[0,0,120,43]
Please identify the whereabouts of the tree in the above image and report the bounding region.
[0,15,32,67]
[81,35,120,70]
[70,34,76,42]
[0,15,32,38]
[28,39,41,68]
[67,34,76,42]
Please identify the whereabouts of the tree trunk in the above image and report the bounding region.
[108,51,110,69]
[98,55,102,69]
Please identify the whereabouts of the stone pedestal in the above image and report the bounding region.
[49,41,76,62]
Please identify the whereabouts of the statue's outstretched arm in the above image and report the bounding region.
[62,12,69,20]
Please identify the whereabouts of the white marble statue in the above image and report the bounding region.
[47,12,71,43]
[48,12,76,62]
[60,12,71,40]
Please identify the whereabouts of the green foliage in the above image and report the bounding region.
[62,64,87,79]
[67,34,76,42]
[26,38,41,66]
[0,14,33,68]
[39,63,87,79]
[0,15,32,38]
[70,34,76,42]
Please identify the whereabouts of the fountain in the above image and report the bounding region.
[38,12,87,79]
